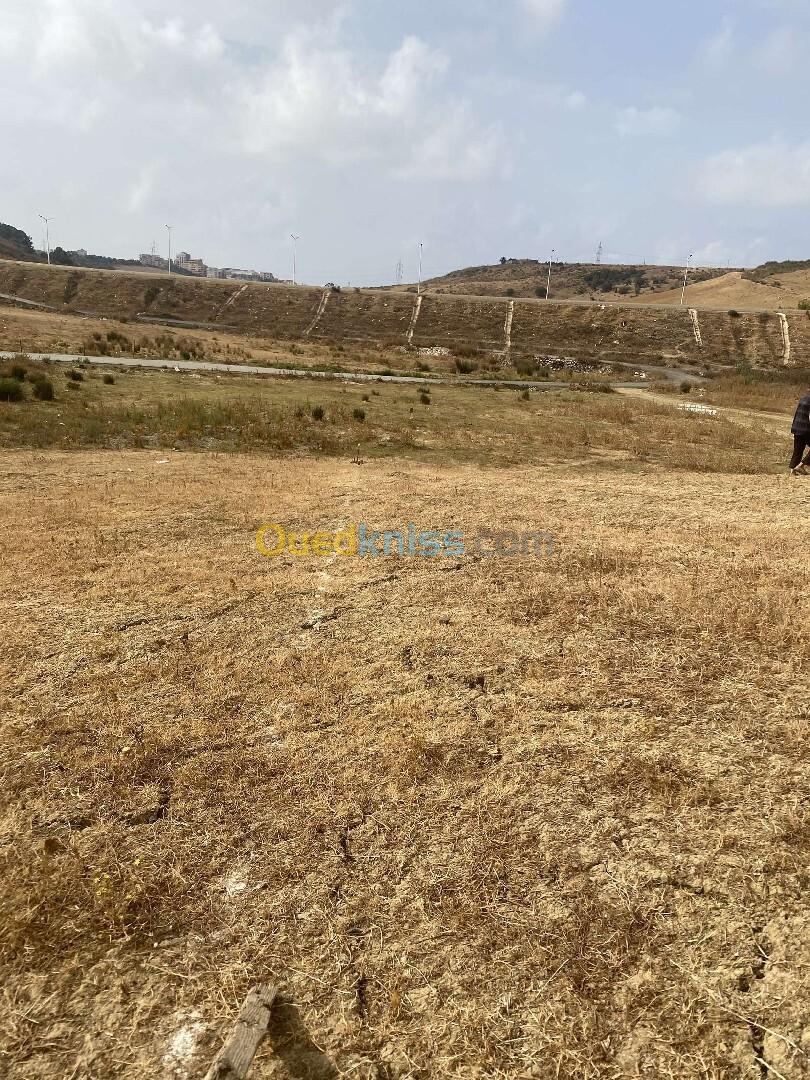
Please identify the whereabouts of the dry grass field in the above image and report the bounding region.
[1,369,808,1079]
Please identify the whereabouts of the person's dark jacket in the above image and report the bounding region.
[791,393,810,436]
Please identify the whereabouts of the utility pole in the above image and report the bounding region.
[39,215,52,265]
[165,224,172,274]
[596,242,602,265]
[291,234,300,285]
[680,254,693,306]
[418,243,423,295]
[546,248,555,300]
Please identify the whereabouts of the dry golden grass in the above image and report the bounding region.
[0,442,809,1079]
[0,362,794,475]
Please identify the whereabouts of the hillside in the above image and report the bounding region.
[634,269,810,311]
[0,223,38,263]
[415,258,731,301]
[0,259,804,371]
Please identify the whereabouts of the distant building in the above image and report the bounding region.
[140,253,168,269]
[141,250,274,280]
[220,268,277,283]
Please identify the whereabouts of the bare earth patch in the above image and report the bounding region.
[1,450,808,1079]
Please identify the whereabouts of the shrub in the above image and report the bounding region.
[68,370,84,382]
[534,286,547,299]
[9,364,27,381]
[505,288,516,297]
[419,392,431,405]
[798,300,810,311]
[0,378,25,402]
[680,381,692,394]
[311,405,325,421]
[102,373,115,385]
[455,359,476,375]
[361,394,370,402]
[520,389,531,400]
[728,309,740,318]
[416,361,431,372]
[352,408,366,422]
[32,377,55,401]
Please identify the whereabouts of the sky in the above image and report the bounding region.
[2,0,809,284]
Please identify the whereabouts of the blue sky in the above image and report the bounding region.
[2,0,809,283]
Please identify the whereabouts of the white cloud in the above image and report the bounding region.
[237,33,501,180]
[614,106,680,137]
[698,21,735,67]
[697,139,810,206]
[518,0,568,29]
[756,26,800,73]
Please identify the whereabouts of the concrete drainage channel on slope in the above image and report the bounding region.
[778,312,791,366]
[0,349,658,393]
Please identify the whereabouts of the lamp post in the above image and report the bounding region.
[680,254,693,306]
[418,242,423,295]
[165,225,172,274]
[39,215,52,265]
[291,234,300,285]
[546,248,555,300]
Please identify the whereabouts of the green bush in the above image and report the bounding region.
[9,363,27,381]
[0,378,25,402]
[311,405,325,421]
[352,408,366,422]
[68,369,84,382]
[728,309,740,318]
[455,359,476,375]
[32,378,55,401]
[798,300,810,311]
[680,381,692,394]
[102,373,115,385]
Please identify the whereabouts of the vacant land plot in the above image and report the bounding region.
[1,440,809,1079]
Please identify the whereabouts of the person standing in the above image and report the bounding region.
[789,389,810,476]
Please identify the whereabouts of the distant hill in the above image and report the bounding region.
[744,259,810,283]
[407,258,732,302]
[0,223,39,263]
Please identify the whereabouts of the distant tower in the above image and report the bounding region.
[395,259,404,285]
[596,242,603,265]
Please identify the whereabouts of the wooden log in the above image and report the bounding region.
[203,984,278,1080]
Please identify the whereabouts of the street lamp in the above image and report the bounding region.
[165,225,172,274]
[39,215,52,265]
[546,248,555,300]
[418,242,423,295]
[291,235,300,285]
[680,254,693,306]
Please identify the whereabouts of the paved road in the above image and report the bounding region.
[0,350,656,392]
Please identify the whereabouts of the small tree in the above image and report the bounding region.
[0,378,24,402]
[51,246,75,266]
[33,377,55,401]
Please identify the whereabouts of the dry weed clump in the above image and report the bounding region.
[0,451,808,1079]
